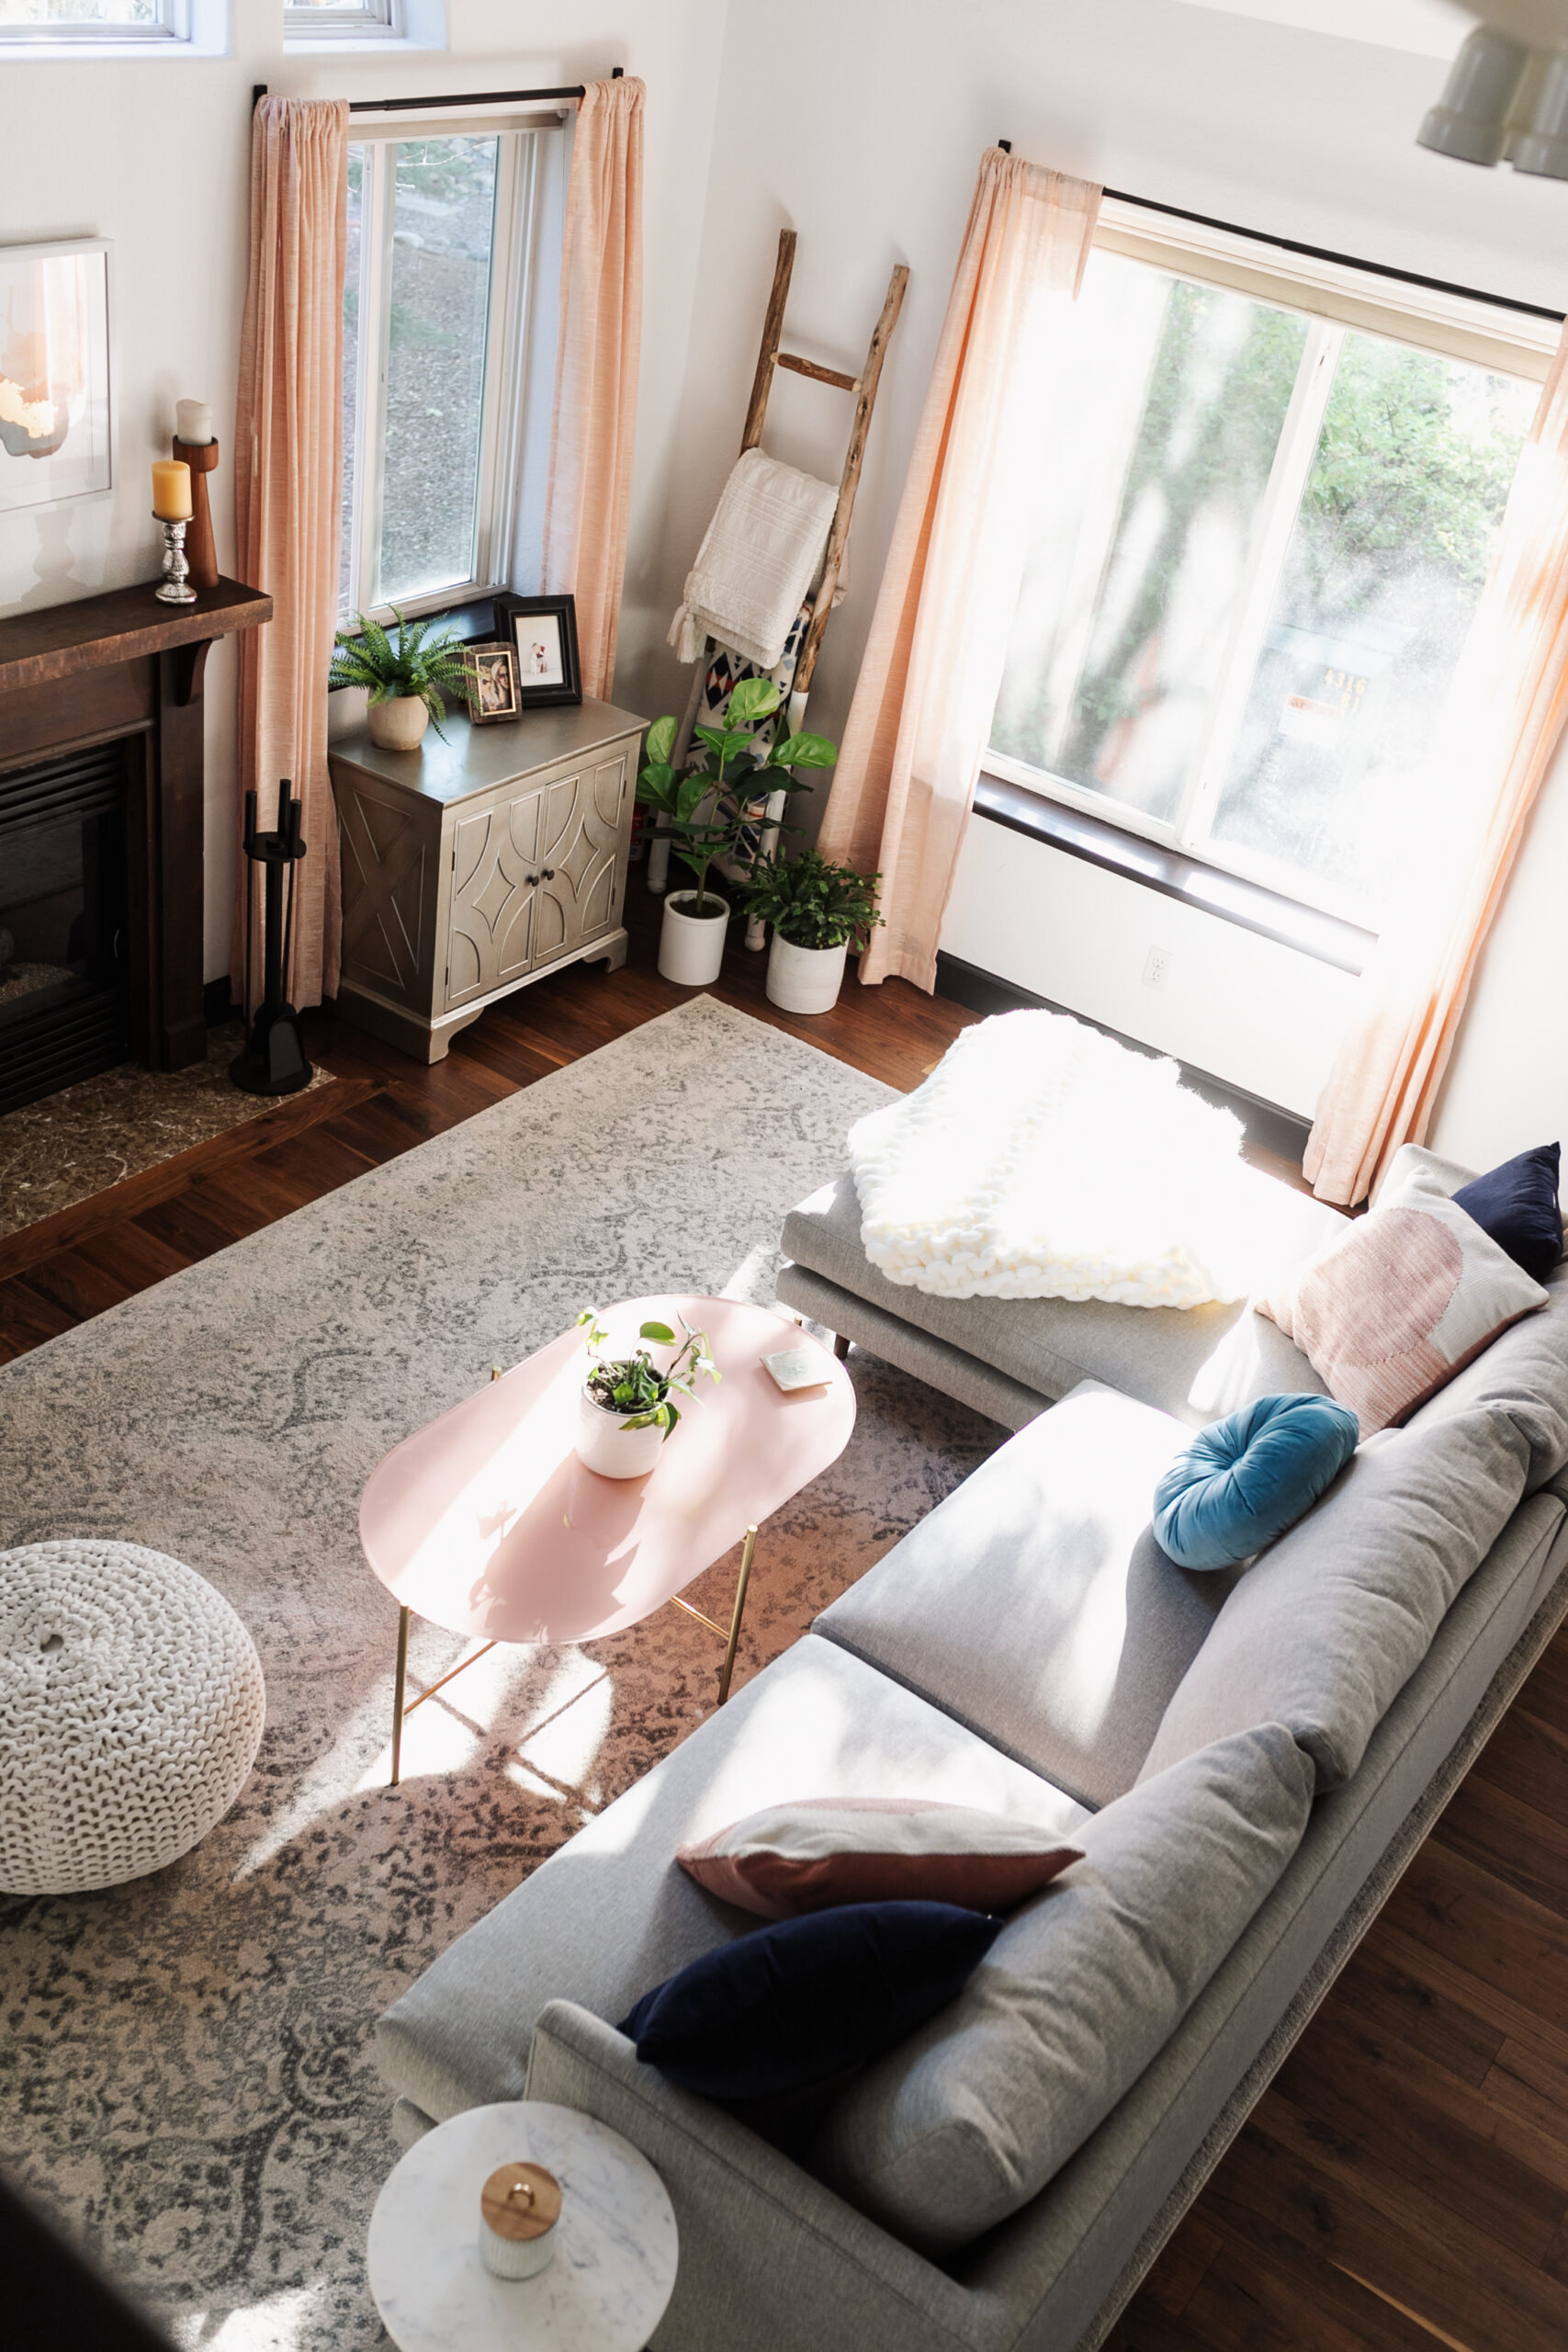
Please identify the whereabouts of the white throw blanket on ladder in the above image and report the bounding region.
[669,449,838,670]
[847,1011,1282,1308]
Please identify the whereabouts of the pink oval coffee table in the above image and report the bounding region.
[361,1295,855,1783]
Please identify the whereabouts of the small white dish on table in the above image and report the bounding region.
[367,2101,678,2351]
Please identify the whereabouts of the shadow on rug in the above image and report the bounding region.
[0,996,1001,2349]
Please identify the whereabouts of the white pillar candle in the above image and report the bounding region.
[175,399,214,447]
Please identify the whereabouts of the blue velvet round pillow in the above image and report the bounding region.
[1153,1393,1359,1571]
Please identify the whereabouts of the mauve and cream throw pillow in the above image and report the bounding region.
[678,1798,1082,1920]
[1257,1159,1548,1437]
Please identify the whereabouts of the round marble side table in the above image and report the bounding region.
[367,2102,678,2351]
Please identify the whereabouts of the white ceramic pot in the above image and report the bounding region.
[765,933,850,1014]
[367,695,429,752]
[658,889,730,986]
[575,1385,667,1479]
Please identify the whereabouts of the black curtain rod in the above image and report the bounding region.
[253,66,620,115]
[995,145,1562,325]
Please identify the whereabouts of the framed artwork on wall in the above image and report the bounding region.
[464,640,522,725]
[497,593,582,708]
[0,238,113,517]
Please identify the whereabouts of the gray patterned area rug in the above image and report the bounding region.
[0,995,999,2350]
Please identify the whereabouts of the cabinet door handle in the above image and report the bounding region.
[539,867,556,881]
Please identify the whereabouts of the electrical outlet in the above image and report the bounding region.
[1142,946,1171,989]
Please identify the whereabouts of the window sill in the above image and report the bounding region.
[284,0,445,51]
[972,770,1375,978]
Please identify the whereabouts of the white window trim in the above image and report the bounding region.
[342,111,551,628]
[0,0,229,54]
[284,0,446,53]
[989,206,1560,930]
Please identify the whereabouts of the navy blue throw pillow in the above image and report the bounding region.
[617,1900,1003,2100]
[1153,1393,1359,1571]
[1453,1144,1563,1283]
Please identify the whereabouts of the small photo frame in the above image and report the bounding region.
[464,640,521,725]
[499,593,582,708]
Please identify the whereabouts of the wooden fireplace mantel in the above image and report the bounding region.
[0,574,272,1076]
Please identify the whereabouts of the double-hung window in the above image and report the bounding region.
[987,206,1553,929]
[0,3,181,34]
[340,116,550,623]
[284,0,399,34]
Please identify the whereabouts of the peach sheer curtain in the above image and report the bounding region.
[541,75,645,703]
[231,96,348,1012]
[817,149,1100,989]
[1305,319,1568,1205]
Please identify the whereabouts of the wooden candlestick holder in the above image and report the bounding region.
[172,435,220,594]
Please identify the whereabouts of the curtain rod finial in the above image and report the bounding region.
[612,64,624,78]
[998,139,1012,153]
[253,84,267,110]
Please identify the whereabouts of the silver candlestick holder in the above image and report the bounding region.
[154,514,197,605]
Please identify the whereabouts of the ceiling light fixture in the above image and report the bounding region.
[1418,2,1568,175]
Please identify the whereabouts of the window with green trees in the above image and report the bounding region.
[988,250,1540,926]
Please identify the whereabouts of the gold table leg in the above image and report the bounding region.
[390,1604,411,1788]
[716,1525,758,1707]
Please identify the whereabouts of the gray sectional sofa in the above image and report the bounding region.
[376,1146,1568,2350]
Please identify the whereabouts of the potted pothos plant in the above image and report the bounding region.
[636,678,837,987]
[575,1309,720,1479]
[742,848,884,1014]
[329,607,470,752]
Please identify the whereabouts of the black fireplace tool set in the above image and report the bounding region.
[231,776,313,1096]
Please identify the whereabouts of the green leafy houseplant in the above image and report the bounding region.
[635,678,838,917]
[578,1310,720,1437]
[741,848,884,953]
[328,608,471,739]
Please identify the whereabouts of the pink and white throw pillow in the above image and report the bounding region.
[1257,1158,1548,1437]
[677,1797,1082,1920]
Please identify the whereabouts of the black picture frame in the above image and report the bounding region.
[495,593,582,708]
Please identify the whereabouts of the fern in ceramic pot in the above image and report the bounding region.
[575,1310,720,1479]
[742,849,883,1015]
[329,608,470,752]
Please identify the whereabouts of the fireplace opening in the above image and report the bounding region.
[0,742,133,1116]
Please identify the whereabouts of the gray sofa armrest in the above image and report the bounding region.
[525,2000,1004,2352]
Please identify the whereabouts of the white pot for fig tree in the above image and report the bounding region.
[766,933,849,1015]
[659,889,730,986]
[575,1386,667,1479]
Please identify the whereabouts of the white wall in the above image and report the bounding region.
[0,0,726,982]
[662,0,1568,1150]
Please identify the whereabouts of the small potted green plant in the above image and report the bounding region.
[741,847,883,1014]
[329,607,471,752]
[636,677,837,987]
[575,1309,720,1479]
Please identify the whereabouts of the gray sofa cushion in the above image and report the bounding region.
[817,1723,1314,2254]
[375,1634,1088,2128]
[814,1382,1238,1808]
[1137,1396,1539,1789]
[783,1171,1341,1427]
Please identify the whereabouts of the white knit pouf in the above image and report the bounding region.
[0,1540,266,1897]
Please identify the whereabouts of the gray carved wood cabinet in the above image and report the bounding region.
[328,698,644,1061]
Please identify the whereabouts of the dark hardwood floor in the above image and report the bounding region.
[3,873,1566,2351]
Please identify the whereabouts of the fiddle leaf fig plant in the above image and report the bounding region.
[636,678,838,914]
[578,1309,720,1437]
[328,607,470,739]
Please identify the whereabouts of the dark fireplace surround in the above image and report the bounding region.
[0,579,271,1114]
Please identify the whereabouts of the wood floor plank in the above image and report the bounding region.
[11,1244,141,1325]
[1324,1939,1506,2089]
[1135,2213,1224,2316]
[0,1273,77,1356]
[1370,1918,1568,2081]
[1270,2004,1568,2260]
[1201,2204,1446,2352]
[1215,2100,1568,2352]
[70,1219,191,1295]
[1467,1701,1568,1831]
[1433,1767,1568,1928]
[1382,1840,1568,2040]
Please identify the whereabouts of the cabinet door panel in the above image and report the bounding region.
[446,787,544,1010]
[336,781,432,1010]
[533,752,627,965]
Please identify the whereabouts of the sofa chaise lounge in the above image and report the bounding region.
[376,1147,1568,2349]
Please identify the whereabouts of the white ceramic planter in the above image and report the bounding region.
[658,889,730,986]
[766,933,850,1015]
[575,1385,667,1479]
[367,695,430,752]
